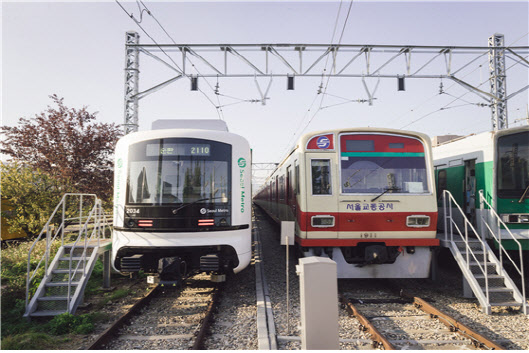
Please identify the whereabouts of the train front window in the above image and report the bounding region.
[311,159,332,195]
[497,131,529,199]
[340,134,429,194]
[127,138,231,205]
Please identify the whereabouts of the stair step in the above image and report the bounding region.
[474,274,504,279]
[461,251,485,255]
[52,269,74,274]
[46,282,80,287]
[481,287,513,293]
[37,296,68,301]
[28,310,67,317]
[59,257,89,261]
[490,301,524,306]
[469,261,496,266]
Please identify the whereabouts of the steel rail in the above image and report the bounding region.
[393,286,505,350]
[87,284,160,350]
[339,294,395,350]
[412,297,505,350]
[192,284,222,350]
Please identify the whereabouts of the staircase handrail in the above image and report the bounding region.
[67,199,102,312]
[478,189,526,308]
[443,190,490,302]
[25,193,97,313]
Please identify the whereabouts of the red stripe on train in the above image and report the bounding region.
[299,211,438,232]
[296,237,439,247]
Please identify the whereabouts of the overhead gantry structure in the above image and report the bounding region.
[123,32,528,134]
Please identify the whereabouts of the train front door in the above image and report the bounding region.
[464,159,476,225]
[305,154,338,239]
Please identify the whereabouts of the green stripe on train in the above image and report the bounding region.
[493,239,529,251]
[341,152,425,157]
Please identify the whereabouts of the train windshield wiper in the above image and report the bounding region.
[172,196,228,213]
[518,184,529,203]
[371,187,401,202]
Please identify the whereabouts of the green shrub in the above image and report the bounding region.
[47,313,95,335]
[110,288,130,301]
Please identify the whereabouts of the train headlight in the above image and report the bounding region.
[311,215,335,228]
[500,214,529,223]
[406,215,430,228]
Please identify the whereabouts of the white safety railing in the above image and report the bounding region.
[478,190,526,312]
[66,198,112,312]
[442,190,491,303]
[25,193,110,313]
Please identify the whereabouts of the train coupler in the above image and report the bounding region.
[158,256,185,286]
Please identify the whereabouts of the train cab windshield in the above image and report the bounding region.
[340,134,429,194]
[497,131,529,199]
[126,138,231,206]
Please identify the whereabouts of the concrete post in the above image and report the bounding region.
[296,257,339,350]
[103,251,111,289]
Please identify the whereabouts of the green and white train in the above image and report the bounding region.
[433,125,529,251]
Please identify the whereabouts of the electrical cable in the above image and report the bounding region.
[116,0,225,120]
[396,31,529,129]
[276,0,355,161]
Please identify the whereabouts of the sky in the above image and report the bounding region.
[2,0,529,186]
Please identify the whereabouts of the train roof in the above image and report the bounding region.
[151,119,228,131]
[284,127,431,158]
[115,125,248,148]
[433,125,529,148]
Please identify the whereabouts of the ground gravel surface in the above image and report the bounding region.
[203,261,258,349]
[77,206,528,350]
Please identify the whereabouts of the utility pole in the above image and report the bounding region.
[123,31,140,134]
[489,33,508,131]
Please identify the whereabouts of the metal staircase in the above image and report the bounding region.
[24,194,111,318]
[441,190,527,315]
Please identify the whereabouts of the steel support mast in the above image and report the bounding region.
[489,33,508,131]
[123,31,140,134]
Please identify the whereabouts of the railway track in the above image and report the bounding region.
[88,273,221,350]
[339,288,504,350]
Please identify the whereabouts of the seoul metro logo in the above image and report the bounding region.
[316,136,330,149]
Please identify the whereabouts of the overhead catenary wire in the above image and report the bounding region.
[277,0,355,161]
[116,0,226,120]
[399,52,529,130]
[135,0,267,120]
[396,31,529,129]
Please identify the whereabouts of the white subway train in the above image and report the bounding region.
[111,120,252,279]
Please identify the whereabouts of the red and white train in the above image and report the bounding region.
[254,127,439,278]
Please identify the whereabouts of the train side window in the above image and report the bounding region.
[311,159,332,195]
[295,162,300,195]
[275,175,279,201]
[437,169,447,198]
[286,166,292,200]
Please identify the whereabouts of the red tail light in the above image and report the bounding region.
[198,219,215,226]
[138,220,153,227]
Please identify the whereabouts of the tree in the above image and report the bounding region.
[1,95,122,201]
[0,162,72,237]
